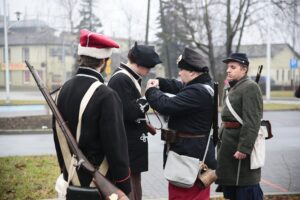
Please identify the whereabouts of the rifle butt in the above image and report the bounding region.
[93,171,128,200]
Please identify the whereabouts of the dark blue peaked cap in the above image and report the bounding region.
[222,53,249,67]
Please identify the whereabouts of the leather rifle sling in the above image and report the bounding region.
[112,66,141,94]
[55,90,81,186]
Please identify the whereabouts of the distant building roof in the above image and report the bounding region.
[0,19,49,30]
[238,43,300,58]
[0,30,66,46]
[216,43,300,59]
[0,19,74,46]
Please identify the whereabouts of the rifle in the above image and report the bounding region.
[212,82,219,146]
[25,60,129,200]
[255,65,263,83]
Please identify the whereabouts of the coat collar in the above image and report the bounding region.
[76,66,105,83]
[229,76,249,91]
[119,63,142,82]
[186,72,212,86]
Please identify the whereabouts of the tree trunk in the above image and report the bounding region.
[159,0,171,77]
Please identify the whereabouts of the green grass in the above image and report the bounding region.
[270,90,294,98]
[264,103,300,111]
[0,100,46,105]
[0,155,59,200]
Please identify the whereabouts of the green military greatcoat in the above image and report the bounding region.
[216,76,263,186]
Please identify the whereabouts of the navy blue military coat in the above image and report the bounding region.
[145,73,216,169]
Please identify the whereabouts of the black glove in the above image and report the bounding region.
[137,97,149,113]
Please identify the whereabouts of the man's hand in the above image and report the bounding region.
[233,151,247,160]
[146,79,159,90]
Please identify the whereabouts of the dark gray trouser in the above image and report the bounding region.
[222,184,263,200]
[128,172,142,200]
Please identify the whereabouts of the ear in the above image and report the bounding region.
[241,66,248,74]
[190,70,198,77]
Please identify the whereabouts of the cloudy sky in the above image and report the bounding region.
[1,0,160,42]
[2,0,299,53]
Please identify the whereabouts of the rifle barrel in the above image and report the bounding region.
[213,82,219,146]
[255,65,263,83]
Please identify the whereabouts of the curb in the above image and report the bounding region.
[0,128,52,135]
[43,193,300,200]
[210,192,300,200]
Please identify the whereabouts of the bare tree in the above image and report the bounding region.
[156,0,299,91]
[158,0,172,77]
[55,0,78,33]
[271,0,299,51]
[117,0,133,49]
[76,0,102,33]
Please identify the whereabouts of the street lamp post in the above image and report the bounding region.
[3,0,10,104]
[3,0,21,104]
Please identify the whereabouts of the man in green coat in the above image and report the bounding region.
[216,53,263,200]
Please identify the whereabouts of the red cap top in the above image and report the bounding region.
[78,29,119,59]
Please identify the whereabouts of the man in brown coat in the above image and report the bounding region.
[216,53,264,200]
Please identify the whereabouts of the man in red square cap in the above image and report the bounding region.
[52,29,131,199]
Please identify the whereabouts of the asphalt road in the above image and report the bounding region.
[0,111,299,199]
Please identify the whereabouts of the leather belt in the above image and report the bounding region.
[176,132,206,138]
[222,121,241,129]
[161,129,206,143]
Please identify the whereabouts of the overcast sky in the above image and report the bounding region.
[1,0,160,42]
[2,0,299,53]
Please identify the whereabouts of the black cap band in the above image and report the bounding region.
[178,59,208,72]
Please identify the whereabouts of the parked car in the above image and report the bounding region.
[250,76,276,94]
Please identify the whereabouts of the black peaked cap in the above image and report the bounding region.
[130,42,162,68]
[178,47,208,72]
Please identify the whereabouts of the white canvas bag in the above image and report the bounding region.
[225,96,267,169]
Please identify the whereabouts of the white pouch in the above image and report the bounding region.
[55,173,68,199]
[250,126,267,169]
[164,151,200,188]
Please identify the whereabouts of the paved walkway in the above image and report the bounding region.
[1,90,300,199]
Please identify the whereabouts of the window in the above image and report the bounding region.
[24,70,30,83]
[276,70,279,80]
[2,48,11,62]
[22,47,30,61]
[282,69,285,81]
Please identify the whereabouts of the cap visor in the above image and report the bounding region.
[222,58,243,64]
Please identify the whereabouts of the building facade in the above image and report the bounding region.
[239,44,300,87]
[0,19,75,90]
